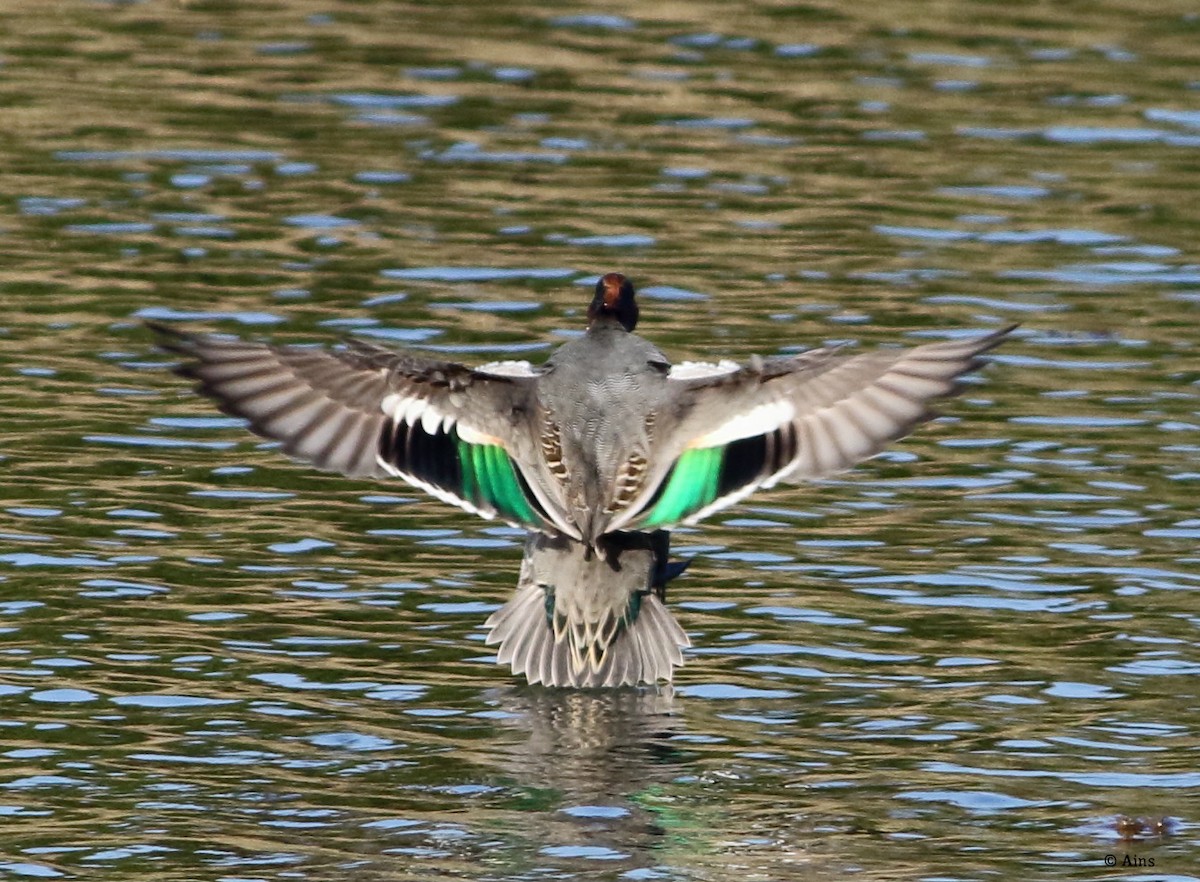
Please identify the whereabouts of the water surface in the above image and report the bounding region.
[1,1,1197,879]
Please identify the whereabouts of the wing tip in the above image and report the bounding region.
[145,319,196,357]
[971,322,1021,356]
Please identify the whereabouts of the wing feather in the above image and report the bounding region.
[148,322,571,534]
[608,325,1015,531]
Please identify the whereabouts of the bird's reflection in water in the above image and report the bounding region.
[480,685,691,864]
[486,685,687,793]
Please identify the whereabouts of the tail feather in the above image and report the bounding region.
[485,582,689,687]
[492,575,543,668]
[639,598,687,674]
[483,531,690,688]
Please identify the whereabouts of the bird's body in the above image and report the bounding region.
[151,272,1014,687]
[535,324,672,544]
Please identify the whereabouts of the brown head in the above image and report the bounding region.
[587,272,639,331]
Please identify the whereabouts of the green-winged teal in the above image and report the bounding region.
[151,272,1014,687]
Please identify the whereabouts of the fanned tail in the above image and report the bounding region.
[484,532,690,688]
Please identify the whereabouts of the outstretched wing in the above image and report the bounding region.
[606,325,1016,531]
[149,323,576,536]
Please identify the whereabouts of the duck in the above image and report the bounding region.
[150,272,1014,687]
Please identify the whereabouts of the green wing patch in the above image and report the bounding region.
[459,439,539,525]
[635,427,795,528]
[639,446,723,527]
[379,416,542,527]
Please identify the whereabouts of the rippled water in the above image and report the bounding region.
[2,1,1198,879]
